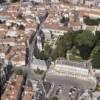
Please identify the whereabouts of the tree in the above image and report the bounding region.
[11,0,20,3]
[16,69,23,75]
[37,51,49,60]
[57,33,72,50]
[60,16,69,26]
[35,44,52,60]
[91,44,100,69]
[44,44,52,56]
[68,30,83,46]
[71,46,80,56]
[83,16,99,26]
[91,44,100,57]
[0,0,6,3]
[60,16,65,23]
[75,30,95,47]
[51,46,65,60]
[17,13,25,20]
[50,96,58,100]
[95,31,100,44]
[18,25,25,30]
[51,33,73,60]
[75,30,96,59]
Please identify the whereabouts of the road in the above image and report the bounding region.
[28,12,48,67]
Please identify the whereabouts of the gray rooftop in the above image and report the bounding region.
[0,16,7,20]
[96,0,100,3]
[55,60,91,69]
[32,59,46,66]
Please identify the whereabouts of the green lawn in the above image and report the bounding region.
[69,54,83,61]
